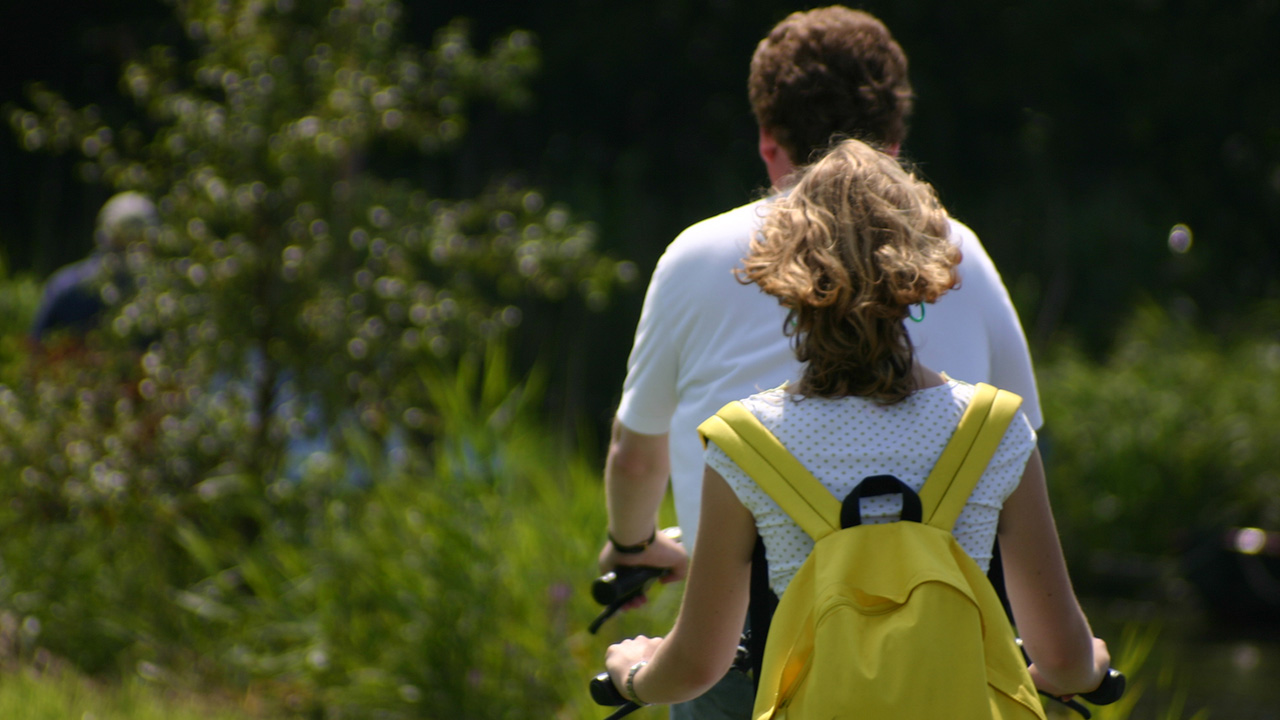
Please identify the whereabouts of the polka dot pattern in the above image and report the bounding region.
[706,379,1037,597]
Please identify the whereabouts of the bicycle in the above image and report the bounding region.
[589,661,1124,720]
[587,543,1125,719]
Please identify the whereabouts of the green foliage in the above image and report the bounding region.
[1083,624,1209,720]
[172,349,610,718]
[0,0,633,714]
[1038,303,1280,574]
[0,336,622,718]
[0,264,41,379]
[0,666,275,720]
[5,0,631,483]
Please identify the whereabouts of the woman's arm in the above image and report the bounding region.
[999,447,1110,696]
[605,464,757,704]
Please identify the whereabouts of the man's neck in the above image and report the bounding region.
[761,136,902,189]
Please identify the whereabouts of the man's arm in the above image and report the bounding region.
[598,419,688,581]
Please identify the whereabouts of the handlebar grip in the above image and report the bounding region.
[590,671,629,706]
[592,565,669,605]
[1079,668,1126,706]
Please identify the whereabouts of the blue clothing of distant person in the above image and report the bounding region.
[30,191,157,341]
[31,255,112,340]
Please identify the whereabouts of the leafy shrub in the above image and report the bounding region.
[1038,302,1280,582]
[4,0,631,522]
[0,339,621,718]
[169,347,612,718]
[0,264,41,381]
[0,2,635,715]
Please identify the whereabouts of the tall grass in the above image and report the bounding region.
[1089,624,1210,720]
[0,330,668,718]
[0,665,273,720]
[160,347,686,719]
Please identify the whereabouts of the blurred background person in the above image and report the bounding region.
[30,190,156,344]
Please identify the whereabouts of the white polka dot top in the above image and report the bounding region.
[705,379,1037,597]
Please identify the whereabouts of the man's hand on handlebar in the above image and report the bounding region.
[597,531,689,609]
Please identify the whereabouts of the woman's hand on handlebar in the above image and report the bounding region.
[605,634,664,697]
[1029,636,1112,700]
[597,533,689,608]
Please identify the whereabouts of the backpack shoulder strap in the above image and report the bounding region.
[919,383,1023,532]
[697,401,840,541]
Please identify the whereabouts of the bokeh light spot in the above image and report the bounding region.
[1168,224,1193,254]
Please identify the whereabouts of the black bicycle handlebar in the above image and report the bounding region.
[1079,667,1126,706]
[589,671,641,720]
[590,670,631,706]
[592,565,671,606]
[589,656,1124,719]
[1016,637,1126,718]
[589,528,683,634]
[589,640,750,720]
[588,565,670,634]
[1040,666,1125,719]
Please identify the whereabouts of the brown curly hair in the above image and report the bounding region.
[737,139,959,403]
[748,6,913,165]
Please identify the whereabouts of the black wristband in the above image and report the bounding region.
[609,528,657,554]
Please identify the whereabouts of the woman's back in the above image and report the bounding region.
[706,378,1036,596]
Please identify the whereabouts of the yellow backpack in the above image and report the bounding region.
[697,383,1046,720]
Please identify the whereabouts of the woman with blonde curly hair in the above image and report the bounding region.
[740,136,959,403]
[604,138,1109,712]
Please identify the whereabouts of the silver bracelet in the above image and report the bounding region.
[624,660,650,705]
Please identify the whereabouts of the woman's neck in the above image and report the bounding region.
[911,361,948,391]
[784,361,948,399]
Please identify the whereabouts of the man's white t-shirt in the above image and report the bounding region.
[615,198,1041,547]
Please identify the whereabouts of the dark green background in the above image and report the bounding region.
[3,0,1278,426]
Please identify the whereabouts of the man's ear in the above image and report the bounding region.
[758,126,780,164]
[758,127,796,187]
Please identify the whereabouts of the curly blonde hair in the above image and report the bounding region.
[737,138,959,402]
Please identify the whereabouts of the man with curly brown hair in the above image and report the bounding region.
[599,8,1041,718]
[748,6,914,169]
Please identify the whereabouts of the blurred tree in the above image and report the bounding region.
[0,0,629,673]
[5,0,628,481]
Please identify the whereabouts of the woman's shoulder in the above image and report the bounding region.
[738,384,791,420]
[735,379,1036,428]
[739,384,881,429]
[941,378,1038,451]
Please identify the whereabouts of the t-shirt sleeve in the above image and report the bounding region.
[952,221,1044,430]
[988,410,1039,500]
[705,431,816,598]
[614,251,684,434]
[705,440,775,522]
[948,403,1037,568]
